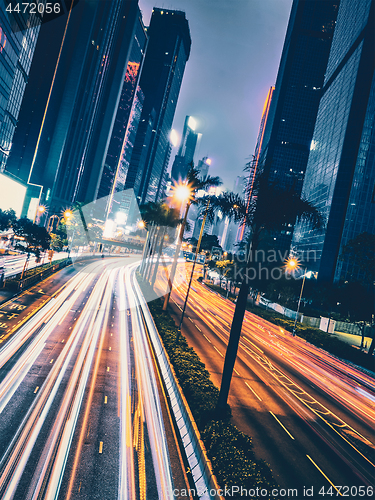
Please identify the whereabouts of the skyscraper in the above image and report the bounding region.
[5,0,140,219]
[237,86,274,243]
[0,3,42,216]
[171,115,200,182]
[257,0,340,254]
[125,8,191,203]
[96,14,147,215]
[292,0,375,283]
[0,4,42,171]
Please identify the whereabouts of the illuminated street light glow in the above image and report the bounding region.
[38,205,46,213]
[205,158,212,165]
[285,256,300,271]
[171,183,192,202]
[138,220,146,229]
[63,210,73,220]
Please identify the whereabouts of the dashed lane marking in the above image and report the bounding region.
[245,382,262,401]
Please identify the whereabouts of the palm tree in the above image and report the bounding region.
[199,171,324,411]
[139,201,182,283]
[162,163,222,309]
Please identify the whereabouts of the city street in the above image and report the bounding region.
[155,263,375,496]
[0,258,187,500]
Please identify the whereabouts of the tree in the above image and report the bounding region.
[216,259,232,289]
[0,209,16,231]
[12,218,51,256]
[142,202,182,286]
[162,164,222,309]
[12,218,51,278]
[200,233,221,252]
[201,171,324,411]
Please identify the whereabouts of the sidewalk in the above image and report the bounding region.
[332,331,373,351]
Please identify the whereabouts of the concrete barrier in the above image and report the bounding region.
[132,270,223,500]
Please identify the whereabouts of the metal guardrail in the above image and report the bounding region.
[131,269,223,500]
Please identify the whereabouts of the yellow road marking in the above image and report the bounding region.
[213,345,223,357]
[306,455,342,496]
[245,382,262,401]
[270,411,294,439]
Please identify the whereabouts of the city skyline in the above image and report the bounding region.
[139,0,294,190]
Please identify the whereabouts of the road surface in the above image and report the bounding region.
[154,262,375,497]
[0,257,188,500]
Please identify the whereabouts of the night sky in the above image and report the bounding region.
[139,0,293,190]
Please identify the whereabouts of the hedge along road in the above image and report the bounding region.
[153,262,375,496]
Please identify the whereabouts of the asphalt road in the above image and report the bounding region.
[154,262,375,498]
[0,257,189,500]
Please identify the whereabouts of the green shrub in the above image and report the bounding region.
[202,421,277,492]
[137,275,277,495]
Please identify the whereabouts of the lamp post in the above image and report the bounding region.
[163,183,192,311]
[285,257,307,336]
[177,198,210,339]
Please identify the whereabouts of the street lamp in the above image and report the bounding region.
[63,210,73,221]
[285,257,307,336]
[177,198,211,340]
[163,182,193,310]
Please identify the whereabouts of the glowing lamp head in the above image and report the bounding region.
[174,184,191,202]
[38,205,46,213]
[138,220,146,229]
[205,158,212,165]
[285,256,300,271]
[63,210,73,220]
[187,116,196,131]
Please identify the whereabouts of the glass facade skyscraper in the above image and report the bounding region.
[5,0,140,219]
[0,4,42,171]
[97,15,147,204]
[171,115,200,182]
[292,0,375,283]
[257,0,339,254]
[126,8,191,204]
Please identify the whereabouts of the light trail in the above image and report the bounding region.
[157,263,375,485]
[0,257,181,499]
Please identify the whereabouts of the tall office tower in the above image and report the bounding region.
[97,15,147,202]
[171,115,200,182]
[237,87,274,242]
[6,0,140,219]
[125,8,191,203]
[292,0,375,283]
[185,156,211,239]
[223,176,246,251]
[196,156,211,181]
[257,0,340,254]
[0,4,42,215]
